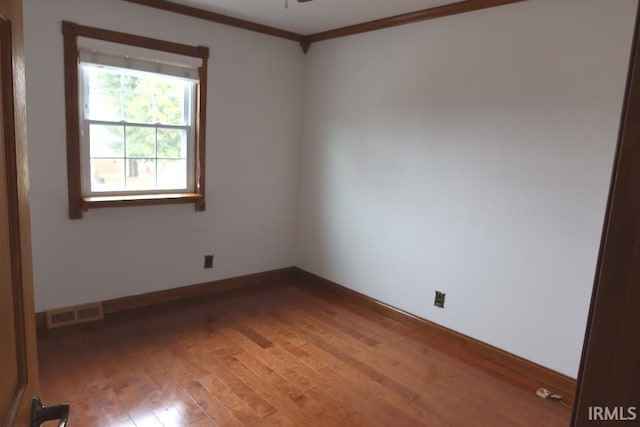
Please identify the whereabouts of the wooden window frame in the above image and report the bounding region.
[62,21,209,219]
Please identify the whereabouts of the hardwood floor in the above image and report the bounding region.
[37,277,570,426]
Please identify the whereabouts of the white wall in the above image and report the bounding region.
[296,0,637,377]
[23,0,638,378]
[23,0,304,311]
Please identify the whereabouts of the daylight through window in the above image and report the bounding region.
[81,64,195,194]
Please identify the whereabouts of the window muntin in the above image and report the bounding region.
[80,64,196,195]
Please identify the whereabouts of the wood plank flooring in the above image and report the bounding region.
[37,279,571,426]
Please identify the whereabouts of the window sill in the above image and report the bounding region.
[81,192,203,211]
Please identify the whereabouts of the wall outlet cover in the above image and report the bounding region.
[204,254,214,269]
[434,291,445,308]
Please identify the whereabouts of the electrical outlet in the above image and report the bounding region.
[536,388,552,399]
[434,291,445,308]
[204,254,213,269]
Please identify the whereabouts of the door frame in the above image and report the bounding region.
[572,0,640,424]
[0,0,39,425]
[1,12,27,423]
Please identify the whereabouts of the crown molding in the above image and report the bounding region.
[123,0,527,53]
[123,0,307,42]
[307,0,527,44]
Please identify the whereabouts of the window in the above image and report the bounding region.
[81,64,194,194]
[62,22,209,219]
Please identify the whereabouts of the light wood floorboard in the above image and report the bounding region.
[38,280,570,426]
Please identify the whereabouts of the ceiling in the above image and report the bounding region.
[172,0,458,35]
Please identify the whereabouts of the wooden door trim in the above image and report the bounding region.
[572,1,640,424]
[0,9,28,426]
[0,0,39,424]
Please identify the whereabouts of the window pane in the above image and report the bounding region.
[89,125,124,157]
[157,128,186,158]
[157,159,187,189]
[87,67,121,90]
[91,158,125,192]
[125,127,155,158]
[122,74,152,93]
[81,63,197,196]
[124,93,154,123]
[125,159,156,190]
[87,89,121,121]
[156,95,184,125]
[86,67,122,121]
[155,77,184,97]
